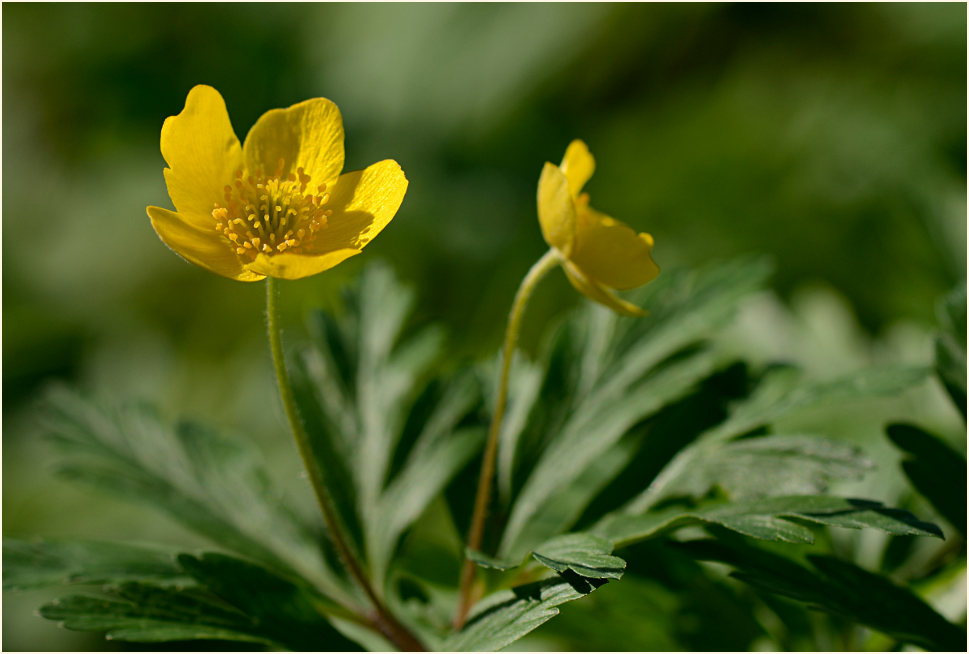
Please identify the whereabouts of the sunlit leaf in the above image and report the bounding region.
[444,576,610,651]
[595,495,943,547]
[532,533,626,580]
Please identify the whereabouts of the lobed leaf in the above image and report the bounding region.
[443,576,610,651]
[594,495,943,547]
[676,539,965,651]
[38,552,362,650]
[497,259,774,561]
[175,552,362,651]
[3,539,187,591]
[935,283,967,419]
[626,364,929,513]
[886,422,967,537]
[649,433,872,502]
[500,348,719,560]
[39,387,350,604]
[294,262,485,588]
[531,533,626,580]
[40,586,269,646]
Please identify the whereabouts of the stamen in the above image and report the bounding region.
[212,159,330,262]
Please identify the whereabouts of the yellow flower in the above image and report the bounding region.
[147,85,408,281]
[537,140,659,316]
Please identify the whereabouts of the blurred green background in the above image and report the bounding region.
[3,3,965,650]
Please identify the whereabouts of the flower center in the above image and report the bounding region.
[212,160,330,260]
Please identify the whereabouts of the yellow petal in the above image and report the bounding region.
[562,260,647,317]
[246,249,360,280]
[537,162,576,256]
[160,85,244,229]
[560,139,595,198]
[243,97,344,188]
[307,159,408,253]
[570,205,659,290]
[147,206,264,282]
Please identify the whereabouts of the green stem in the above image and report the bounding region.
[453,249,561,629]
[266,278,425,652]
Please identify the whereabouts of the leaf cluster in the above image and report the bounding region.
[5,261,962,651]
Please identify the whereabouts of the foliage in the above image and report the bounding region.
[675,538,964,652]
[5,260,962,651]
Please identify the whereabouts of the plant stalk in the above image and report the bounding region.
[266,278,425,652]
[453,249,561,629]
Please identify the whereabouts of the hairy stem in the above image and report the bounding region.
[453,249,561,629]
[266,278,425,651]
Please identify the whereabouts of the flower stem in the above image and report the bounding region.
[453,248,561,629]
[266,278,425,652]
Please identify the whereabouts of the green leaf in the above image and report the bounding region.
[352,264,446,513]
[935,283,967,419]
[652,433,872,502]
[626,365,929,513]
[886,422,967,537]
[40,584,269,646]
[497,258,772,561]
[500,348,719,560]
[466,548,519,571]
[531,533,626,580]
[370,425,484,583]
[291,338,366,558]
[443,576,610,651]
[676,539,965,651]
[295,263,486,587]
[39,387,350,604]
[37,552,363,650]
[595,495,943,547]
[495,353,545,507]
[467,533,626,582]
[3,539,187,591]
[176,552,362,651]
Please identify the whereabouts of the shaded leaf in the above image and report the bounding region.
[886,422,967,537]
[595,495,943,547]
[466,548,519,572]
[37,552,363,650]
[657,434,872,501]
[352,264,446,513]
[500,348,719,560]
[495,354,544,506]
[496,258,772,560]
[370,425,484,583]
[296,263,489,588]
[626,365,929,513]
[3,539,186,591]
[39,388,350,604]
[676,539,965,651]
[176,552,362,651]
[40,583,268,646]
[935,283,967,419]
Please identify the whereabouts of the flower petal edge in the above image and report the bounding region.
[147,206,265,281]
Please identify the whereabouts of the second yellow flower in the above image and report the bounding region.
[537,140,659,316]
